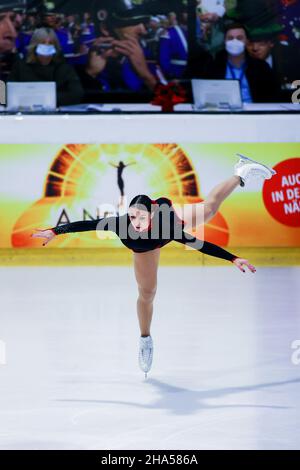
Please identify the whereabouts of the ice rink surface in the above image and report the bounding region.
[0,265,299,450]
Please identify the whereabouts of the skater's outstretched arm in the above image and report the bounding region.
[31,216,117,246]
[173,231,256,273]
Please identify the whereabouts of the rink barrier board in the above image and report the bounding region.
[0,247,299,266]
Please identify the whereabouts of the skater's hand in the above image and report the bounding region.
[232,258,256,274]
[31,229,56,246]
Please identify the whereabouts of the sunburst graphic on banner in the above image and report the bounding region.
[12,143,230,248]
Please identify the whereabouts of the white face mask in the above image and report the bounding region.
[225,39,245,56]
[36,44,56,56]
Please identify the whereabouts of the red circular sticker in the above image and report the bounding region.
[262,158,300,227]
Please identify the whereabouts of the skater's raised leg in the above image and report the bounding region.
[200,175,241,224]
[173,175,241,231]
[173,154,276,231]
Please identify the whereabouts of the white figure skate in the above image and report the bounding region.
[138,335,153,379]
[234,153,277,187]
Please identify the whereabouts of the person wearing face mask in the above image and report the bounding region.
[206,22,280,102]
[0,5,20,82]
[8,27,84,106]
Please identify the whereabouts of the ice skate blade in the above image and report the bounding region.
[236,153,277,175]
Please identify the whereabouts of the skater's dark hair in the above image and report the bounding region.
[129,194,158,213]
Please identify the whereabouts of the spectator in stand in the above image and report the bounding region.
[144,16,164,59]
[197,0,227,56]
[41,11,76,56]
[0,4,20,82]
[9,27,84,106]
[206,22,280,102]
[159,10,189,79]
[247,27,300,100]
[109,2,158,92]
[15,6,34,58]
[80,12,96,48]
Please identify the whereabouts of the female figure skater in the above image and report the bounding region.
[32,154,276,377]
[109,160,136,207]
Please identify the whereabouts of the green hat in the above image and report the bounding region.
[248,24,283,42]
